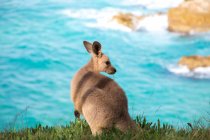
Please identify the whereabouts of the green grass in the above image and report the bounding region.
[0,116,209,140]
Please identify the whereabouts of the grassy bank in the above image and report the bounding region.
[0,116,209,140]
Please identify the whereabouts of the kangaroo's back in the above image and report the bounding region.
[71,68,128,115]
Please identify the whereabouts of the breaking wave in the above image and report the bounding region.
[61,8,135,32]
[168,65,210,79]
[137,14,168,32]
[60,8,167,32]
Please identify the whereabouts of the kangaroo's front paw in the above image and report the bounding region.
[74,110,80,119]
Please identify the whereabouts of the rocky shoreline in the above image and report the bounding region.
[111,0,210,33]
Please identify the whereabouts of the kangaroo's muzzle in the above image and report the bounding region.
[107,67,117,74]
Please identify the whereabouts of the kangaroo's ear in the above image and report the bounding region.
[83,41,92,53]
[92,41,101,56]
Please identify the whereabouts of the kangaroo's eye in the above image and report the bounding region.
[105,61,110,65]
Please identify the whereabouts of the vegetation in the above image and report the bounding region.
[0,116,209,140]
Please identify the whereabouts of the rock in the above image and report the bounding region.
[112,12,144,30]
[112,12,166,31]
[168,0,210,33]
[179,56,210,70]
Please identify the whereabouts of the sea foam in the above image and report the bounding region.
[168,65,210,79]
[137,14,168,32]
[60,8,167,32]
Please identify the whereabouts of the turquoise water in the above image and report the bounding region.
[0,0,210,130]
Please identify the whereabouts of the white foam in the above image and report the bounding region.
[61,8,144,32]
[168,65,210,79]
[61,8,168,32]
[121,0,183,9]
[61,8,118,20]
[86,19,133,32]
[137,14,168,32]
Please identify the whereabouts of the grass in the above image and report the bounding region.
[0,116,209,140]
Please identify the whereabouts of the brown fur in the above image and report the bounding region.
[71,41,135,135]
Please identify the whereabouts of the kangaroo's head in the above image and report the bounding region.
[83,41,117,75]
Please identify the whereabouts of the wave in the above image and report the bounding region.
[121,0,183,9]
[137,14,168,32]
[61,8,118,20]
[61,8,134,32]
[60,8,167,32]
[167,65,210,79]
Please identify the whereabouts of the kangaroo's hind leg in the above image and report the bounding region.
[81,88,114,136]
[115,113,136,132]
[82,101,103,136]
[89,125,103,136]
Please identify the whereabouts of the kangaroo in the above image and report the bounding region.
[71,41,135,135]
